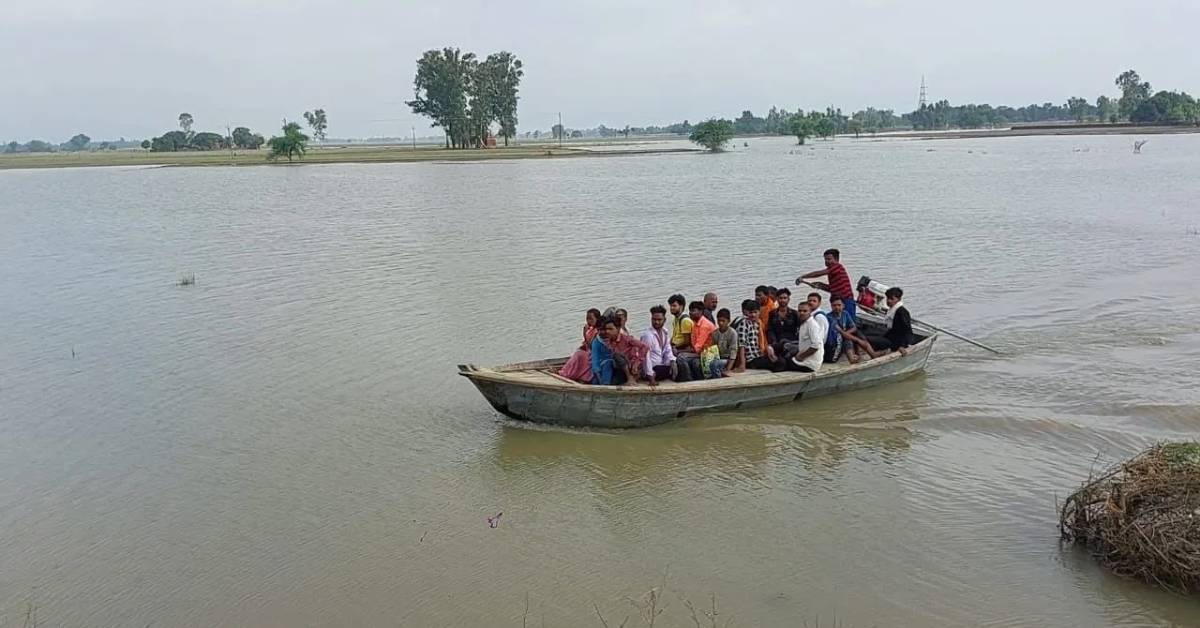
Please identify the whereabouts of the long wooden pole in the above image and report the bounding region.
[796,279,1003,355]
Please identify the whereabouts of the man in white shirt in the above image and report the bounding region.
[790,301,825,373]
[640,305,682,385]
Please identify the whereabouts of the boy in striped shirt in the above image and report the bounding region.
[795,248,857,321]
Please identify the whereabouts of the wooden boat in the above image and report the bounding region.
[459,311,937,428]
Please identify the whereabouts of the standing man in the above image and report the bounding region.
[796,248,857,322]
[702,292,720,324]
[641,305,681,384]
[790,301,825,373]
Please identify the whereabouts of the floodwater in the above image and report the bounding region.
[2,134,1199,627]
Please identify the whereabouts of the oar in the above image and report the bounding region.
[795,279,1004,356]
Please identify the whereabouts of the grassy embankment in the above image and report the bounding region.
[0,141,694,171]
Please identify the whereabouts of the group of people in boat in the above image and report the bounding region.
[557,249,916,386]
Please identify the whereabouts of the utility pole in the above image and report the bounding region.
[558,112,563,148]
[411,126,416,151]
[918,75,928,109]
[225,125,234,163]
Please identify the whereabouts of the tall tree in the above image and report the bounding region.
[551,123,564,140]
[688,118,734,152]
[1066,97,1090,122]
[1096,95,1116,123]
[267,121,309,162]
[482,52,523,146]
[1115,70,1152,120]
[788,116,813,145]
[407,48,476,149]
[815,116,836,139]
[302,109,328,141]
[178,113,194,136]
[846,119,864,138]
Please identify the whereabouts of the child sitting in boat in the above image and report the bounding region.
[707,308,739,378]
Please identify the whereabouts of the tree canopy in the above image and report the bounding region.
[303,109,328,141]
[231,126,265,149]
[407,47,523,148]
[267,121,309,162]
[688,118,734,152]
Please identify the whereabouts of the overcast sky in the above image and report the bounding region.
[3,0,1197,141]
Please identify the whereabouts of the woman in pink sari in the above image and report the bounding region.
[558,308,602,382]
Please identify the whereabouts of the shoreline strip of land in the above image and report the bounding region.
[1,125,1196,171]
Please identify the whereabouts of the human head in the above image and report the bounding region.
[688,300,704,321]
[586,308,601,327]
[668,293,686,316]
[795,300,812,321]
[650,305,667,329]
[717,308,731,330]
[823,248,841,267]
[741,299,760,316]
[807,292,822,311]
[616,308,628,328]
[776,287,791,308]
[830,295,844,315]
[602,317,621,340]
[703,292,718,310]
[767,286,778,298]
[885,287,903,308]
[755,285,769,304]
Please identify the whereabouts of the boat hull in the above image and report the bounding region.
[460,335,936,428]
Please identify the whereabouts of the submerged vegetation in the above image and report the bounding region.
[688,119,734,152]
[1060,442,1200,593]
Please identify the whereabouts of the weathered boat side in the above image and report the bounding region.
[459,334,937,428]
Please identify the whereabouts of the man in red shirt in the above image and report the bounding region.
[795,248,857,321]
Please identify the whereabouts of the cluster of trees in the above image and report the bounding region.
[1113,70,1198,124]
[3,134,129,153]
[906,70,1197,129]
[144,113,266,152]
[140,109,329,154]
[582,69,1196,142]
[407,47,523,148]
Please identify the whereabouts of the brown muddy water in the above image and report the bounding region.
[1,134,1199,626]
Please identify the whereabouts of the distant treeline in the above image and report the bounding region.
[3,134,141,154]
[534,69,1198,140]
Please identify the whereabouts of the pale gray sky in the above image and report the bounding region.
[2,0,1196,141]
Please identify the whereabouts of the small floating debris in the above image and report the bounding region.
[178,273,196,286]
[1060,442,1200,593]
[487,511,503,528]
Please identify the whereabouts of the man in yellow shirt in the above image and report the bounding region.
[668,294,693,352]
[668,294,700,381]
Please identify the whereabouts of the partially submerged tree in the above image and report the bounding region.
[688,118,734,152]
[267,121,309,162]
[789,116,813,145]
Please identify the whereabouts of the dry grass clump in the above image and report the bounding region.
[1060,442,1200,592]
